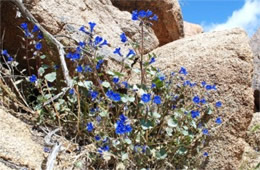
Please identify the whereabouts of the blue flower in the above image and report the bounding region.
[179,67,188,75]
[79,26,90,35]
[35,42,42,50]
[171,72,175,76]
[159,75,165,81]
[203,152,209,157]
[132,10,139,20]
[38,32,43,39]
[215,117,222,124]
[7,57,14,62]
[96,59,104,70]
[115,114,132,135]
[84,65,92,72]
[201,81,207,87]
[113,47,123,57]
[113,77,119,83]
[141,93,151,103]
[32,25,39,32]
[215,101,222,108]
[94,36,103,46]
[79,41,86,47]
[122,81,128,88]
[99,40,108,47]
[205,85,212,90]
[29,74,37,83]
[149,57,155,64]
[202,128,209,135]
[89,22,96,33]
[1,49,8,56]
[138,10,147,18]
[146,10,153,17]
[101,145,110,151]
[90,91,98,100]
[150,15,158,21]
[66,52,72,59]
[192,95,200,104]
[126,49,136,58]
[86,122,94,132]
[151,83,156,88]
[95,135,101,141]
[200,98,207,104]
[69,88,75,95]
[76,65,83,73]
[71,53,80,61]
[20,22,28,30]
[153,95,161,104]
[106,90,121,102]
[120,32,127,43]
[191,110,200,118]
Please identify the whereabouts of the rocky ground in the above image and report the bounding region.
[0,0,259,169]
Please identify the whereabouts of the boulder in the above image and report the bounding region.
[184,21,203,37]
[149,28,254,169]
[111,0,184,45]
[249,28,260,111]
[0,108,45,169]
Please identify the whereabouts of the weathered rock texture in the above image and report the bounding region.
[149,28,254,169]
[250,28,260,111]
[111,0,184,45]
[0,108,45,169]
[184,21,203,37]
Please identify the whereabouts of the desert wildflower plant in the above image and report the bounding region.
[0,9,225,169]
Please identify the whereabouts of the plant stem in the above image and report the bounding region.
[76,85,81,134]
[140,23,145,85]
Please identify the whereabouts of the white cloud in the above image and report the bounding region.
[202,0,260,36]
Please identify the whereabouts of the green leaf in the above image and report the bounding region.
[152,77,163,88]
[78,81,93,89]
[207,107,213,115]
[102,81,111,88]
[167,117,178,128]
[156,148,167,160]
[121,152,128,161]
[124,138,132,144]
[166,127,173,136]
[140,119,154,130]
[181,129,189,136]
[176,147,187,155]
[152,112,161,119]
[38,67,45,76]
[99,110,108,117]
[44,72,56,82]
[40,55,46,59]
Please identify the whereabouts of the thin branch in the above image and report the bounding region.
[9,0,73,88]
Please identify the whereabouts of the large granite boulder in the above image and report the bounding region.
[148,28,254,169]
[0,108,45,169]
[184,21,203,37]
[111,0,184,45]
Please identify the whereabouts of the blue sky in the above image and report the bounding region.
[181,0,260,36]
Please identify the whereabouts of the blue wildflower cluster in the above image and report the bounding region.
[20,23,43,50]
[4,9,227,169]
[106,90,121,102]
[1,50,13,62]
[115,114,132,135]
[132,10,158,21]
